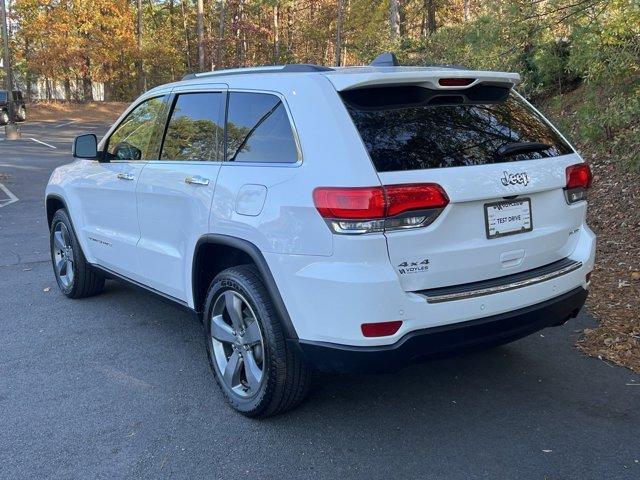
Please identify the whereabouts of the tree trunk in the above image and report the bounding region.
[82,58,92,101]
[82,76,92,101]
[197,0,205,70]
[64,77,71,101]
[389,0,400,41]
[335,0,343,66]
[273,3,280,64]
[26,73,32,102]
[234,0,244,67]
[287,1,294,56]
[399,0,406,37]
[241,6,247,65]
[136,0,145,94]
[181,0,192,71]
[463,0,470,21]
[425,0,436,35]
[215,0,226,69]
[104,81,113,102]
[24,38,32,102]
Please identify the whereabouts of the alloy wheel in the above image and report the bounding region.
[52,223,74,288]
[210,290,265,398]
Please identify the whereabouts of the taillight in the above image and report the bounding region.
[438,78,475,87]
[385,184,449,216]
[566,163,592,189]
[312,187,385,219]
[564,163,592,204]
[313,184,449,234]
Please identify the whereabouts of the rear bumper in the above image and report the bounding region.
[266,224,595,345]
[297,287,588,373]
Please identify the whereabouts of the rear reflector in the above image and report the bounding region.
[361,321,403,337]
[565,163,592,189]
[438,78,475,87]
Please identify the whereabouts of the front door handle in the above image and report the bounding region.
[116,172,135,181]
[184,175,210,186]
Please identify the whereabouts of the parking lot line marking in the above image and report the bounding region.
[54,120,79,128]
[0,181,19,208]
[30,138,57,149]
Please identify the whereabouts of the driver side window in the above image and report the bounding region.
[105,96,167,161]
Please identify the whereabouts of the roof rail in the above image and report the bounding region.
[370,52,400,67]
[181,63,333,81]
[281,64,333,72]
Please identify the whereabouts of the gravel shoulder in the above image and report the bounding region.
[541,91,640,373]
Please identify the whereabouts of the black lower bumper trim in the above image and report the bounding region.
[297,287,588,373]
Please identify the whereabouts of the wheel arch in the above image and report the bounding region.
[46,194,69,227]
[192,234,298,340]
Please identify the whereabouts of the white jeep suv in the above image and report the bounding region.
[45,54,596,417]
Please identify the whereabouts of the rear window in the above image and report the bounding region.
[341,85,573,172]
[226,92,298,163]
[161,92,224,161]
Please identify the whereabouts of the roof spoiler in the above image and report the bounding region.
[369,52,471,70]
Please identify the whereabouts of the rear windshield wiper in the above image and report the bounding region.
[497,141,551,157]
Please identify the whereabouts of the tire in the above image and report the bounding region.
[0,110,8,125]
[16,105,26,122]
[203,265,310,417]
[50,209,105,298]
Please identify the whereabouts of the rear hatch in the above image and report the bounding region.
[334,70,585,292]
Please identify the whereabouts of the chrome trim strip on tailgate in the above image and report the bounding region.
[418,259,583,303]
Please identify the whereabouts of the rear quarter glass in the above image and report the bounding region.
[340,86,573,172]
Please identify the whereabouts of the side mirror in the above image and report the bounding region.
[72,134,98,159]
[113,141,142,161]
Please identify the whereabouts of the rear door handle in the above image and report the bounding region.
[184,175,210,186]
[116,173,135,181]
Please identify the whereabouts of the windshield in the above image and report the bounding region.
[341,86,573,172]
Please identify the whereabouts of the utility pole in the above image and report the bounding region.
[1,0,20,139]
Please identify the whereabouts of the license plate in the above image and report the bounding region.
[484,198,532,239]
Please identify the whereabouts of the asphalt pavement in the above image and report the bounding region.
[1,119,639,479]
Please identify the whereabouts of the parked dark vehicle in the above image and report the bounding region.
[0,90,27,125]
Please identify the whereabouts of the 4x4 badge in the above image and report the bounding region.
[398,259,429,275]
